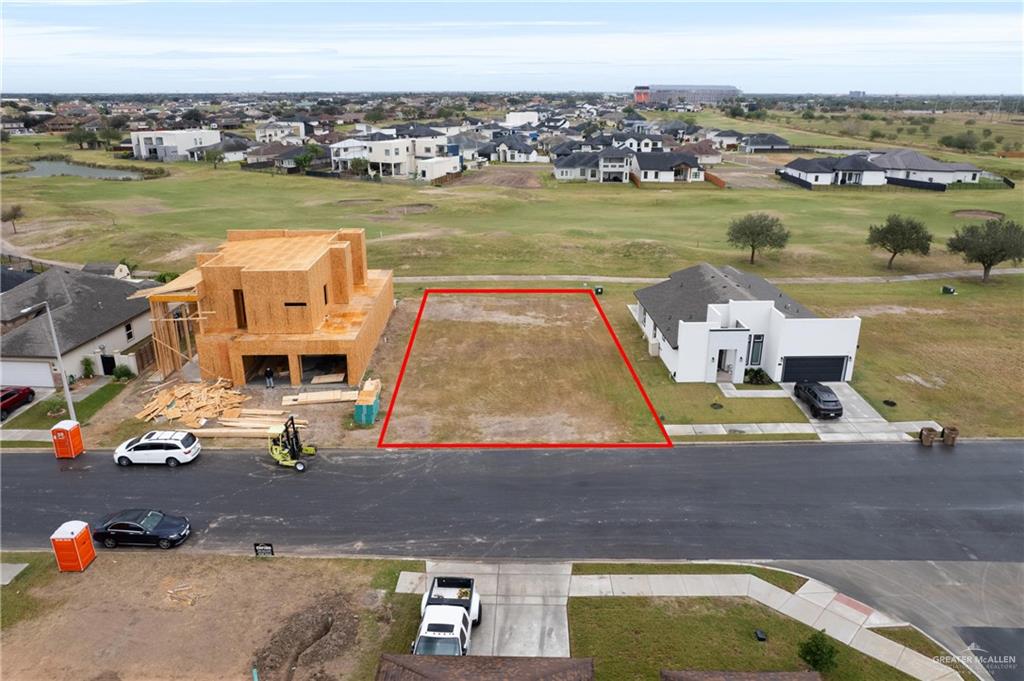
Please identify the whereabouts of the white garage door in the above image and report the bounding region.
[1,360,54,388]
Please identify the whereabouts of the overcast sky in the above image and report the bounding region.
[3,1,1022,94]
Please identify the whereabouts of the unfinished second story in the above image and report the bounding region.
[195,229,380,338]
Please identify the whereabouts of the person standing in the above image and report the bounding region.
[264,366,275,389]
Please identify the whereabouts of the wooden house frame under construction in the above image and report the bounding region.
[132,228,393,387]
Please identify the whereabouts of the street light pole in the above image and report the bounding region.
[20,302,77,422]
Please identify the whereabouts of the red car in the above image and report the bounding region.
[1,387,36,421]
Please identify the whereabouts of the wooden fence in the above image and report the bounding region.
[704,171,727,188]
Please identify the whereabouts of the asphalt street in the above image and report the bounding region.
[2,440,1022,562]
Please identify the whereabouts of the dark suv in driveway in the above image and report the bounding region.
[794,381,844,419]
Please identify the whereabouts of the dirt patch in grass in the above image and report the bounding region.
[0,553,422,681]
[381,292,665,445]
[453,164,544,188]
[845,305,945,317]
[952,209,1005,220]
[365,203,436,221]
[83,197,171,216]
[336,198,383,205]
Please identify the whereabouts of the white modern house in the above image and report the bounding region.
[505,111,540,127]
[634,152,704,183]
[553,150,703,184]
[255,120,311,144]
[631,264,861,384]
[478,138,538,163]
[866,149,980,185]
[705,129,744,150]
[131,129,221,161]
[780,156,887,187]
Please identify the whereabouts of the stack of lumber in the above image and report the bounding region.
[282,389,359,406]
[356,378,382,405]
[134,379,248,429]
[310,372,346,385]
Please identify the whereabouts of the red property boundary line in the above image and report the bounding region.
[377,288,673,449]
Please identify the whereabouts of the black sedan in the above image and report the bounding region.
[92,509,191,549]
[794,381,844,419]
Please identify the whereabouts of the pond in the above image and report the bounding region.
[11,160,143,180]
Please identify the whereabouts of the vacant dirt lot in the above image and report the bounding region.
[452,164,545,188]
[712,152,800,189]
[0,553,419,681]
[380,292,666,445]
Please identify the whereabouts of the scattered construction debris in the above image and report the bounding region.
[134,379,249,429]
[310,372,346,385]
[282,389,359,406]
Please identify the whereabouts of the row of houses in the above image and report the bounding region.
[780,149,982,188]
[553,149,704,184]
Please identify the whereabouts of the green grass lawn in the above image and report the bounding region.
[572,562,807,593]
[3,134,1023,280]
[569,597,916,681]
[2,382,125,430]
[0,440,54,449]
[787,276,1024,436]
[873,626,975,680]
[0,551,61,630]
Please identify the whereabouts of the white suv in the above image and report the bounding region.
[114,431,201,467]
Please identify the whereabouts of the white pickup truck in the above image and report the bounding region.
[411,576,481,656]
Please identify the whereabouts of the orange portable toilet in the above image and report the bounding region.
[50,419,85,459]
[50,520,96,572]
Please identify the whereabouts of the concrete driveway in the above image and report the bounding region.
[396,561,571,657]
[780,382,940,442]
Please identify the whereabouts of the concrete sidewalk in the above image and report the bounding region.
[396,563,962,680]
[665,382,943,443]
[396,561,571,658]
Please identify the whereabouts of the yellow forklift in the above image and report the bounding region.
[267,416,317,472]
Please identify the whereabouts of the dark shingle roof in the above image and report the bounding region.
[0,267,37,293]
[554,151,601,169]
[634,264,816,349]
[394,122,445,138]
[635,152,700,171]
[785,155,883,173]
[744,133,789,146]
[480,137,535,155]
[868,148,979,172]
[375,654,595,681]
[0,268,154,357]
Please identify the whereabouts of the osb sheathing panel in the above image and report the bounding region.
[337,229,367,285]
[241,268,315,334]
[180,228,389,386]
[328,244,354,305]
[201,274,394,386]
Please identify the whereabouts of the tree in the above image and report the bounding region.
[204,149,225,169]
[65,126,97,149]
[0,130,8,143]
[365,107,386,123]
[348,158,369,176]
[866,214,933,268]
[97,127,122,149]
[727,213,790,264]
[2,204,24,234]
[181,108,203,124]
[293,142,322,174]
[799,630,839,672]
[947,218,1024,282]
